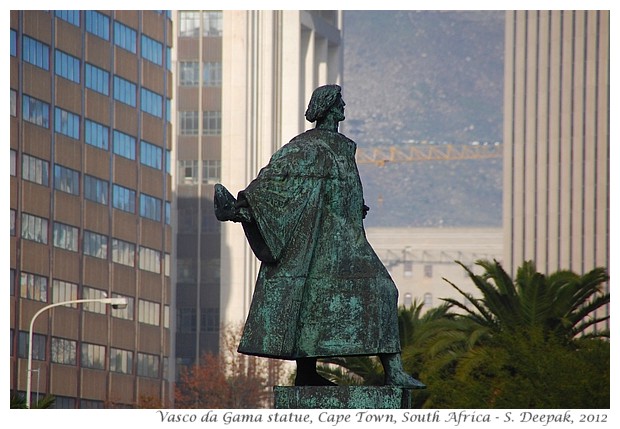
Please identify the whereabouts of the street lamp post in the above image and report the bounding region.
[26,297,128,409]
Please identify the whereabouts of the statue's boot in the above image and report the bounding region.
[380,353,426,389]
[295,358,337,386]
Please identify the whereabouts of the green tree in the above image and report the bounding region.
[10,393,55,409]
[443,260,609,340]
[416,259,610,408]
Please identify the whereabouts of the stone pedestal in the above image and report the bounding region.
[274,386,414,409]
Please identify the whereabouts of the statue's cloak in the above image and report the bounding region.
[237,128,400,359]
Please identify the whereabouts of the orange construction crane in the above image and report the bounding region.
[356,143,502,166]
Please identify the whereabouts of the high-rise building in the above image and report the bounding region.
[170,10,343,375]
[171,10,224,370]
[220,10,344,332]
[10,10,173,408]
[503,11,609,325]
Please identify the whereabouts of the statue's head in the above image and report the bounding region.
[305,84,343,124]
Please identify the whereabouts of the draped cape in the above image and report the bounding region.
[237,128,400,359]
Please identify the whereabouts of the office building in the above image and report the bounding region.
[171,10,343,374]
[10,10,173,408]
[366,227,503,310]
[503,11,609,326]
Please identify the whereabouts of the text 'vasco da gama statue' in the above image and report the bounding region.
[215,84,425,388]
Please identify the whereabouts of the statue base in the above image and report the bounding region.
[274,386,414,409]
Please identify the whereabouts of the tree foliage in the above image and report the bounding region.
[174,324,289,408]
[10,394,55,409]
[417,259,610,408]
[320,260,610,409]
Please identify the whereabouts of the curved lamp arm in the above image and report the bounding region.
[26,297,127,408]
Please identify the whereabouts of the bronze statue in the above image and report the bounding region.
[215,84,425,388]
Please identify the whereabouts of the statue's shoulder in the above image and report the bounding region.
[287,129,353,149]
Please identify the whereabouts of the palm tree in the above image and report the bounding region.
[415,259,610,408]
[10,393,55,409]
[442,259,609,341]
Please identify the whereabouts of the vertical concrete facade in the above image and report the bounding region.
[503,11,609,326]
[220,11,343,327]
[170,10,342,378]
[10,11,173,407]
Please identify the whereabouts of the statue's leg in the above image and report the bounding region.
[379,353,426,389]
[295,357,337,386]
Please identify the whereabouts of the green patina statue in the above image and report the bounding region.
[215,84,425,389]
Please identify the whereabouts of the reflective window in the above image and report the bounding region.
[22,154,49,186]
[18,331,46,360]
[53,222,79,252]
[55,50,80,83]
[137,352,159,378]
[111,238,135,267]
[113,76,136,107]
[21,213,48,245]
[85,11,110,40]
[54,164,80,195]
[140,140,162,170]
[203,62,222,87]
[112,184,136,213]
[20,272,48,302]
[22,95,50,128]
[179,61,199,86]
[51,337,77,365]
[138,299,160,326]
[54,107,80,139]
[84,175,108,205]
[139,246,161,273]
[10,150,16,176]
[202,111,221,135]
[141,34,162,65]
[81,343,106,369]
[140,193,162,222]
[111,293,134,320]
[140,87,163,118]
[178,160,198,184]
[110,348,133,374]
[179,111,199,135]
[202,160,221,184]
[113,130,136,160]
[22,35,50,70]
[203,11,223,37]
[179,11,200,37]
[83,230,108,259]
[82,287,106,314]
[85,119,109,150]
[113,21,136,53]
[11,89,17,116]
[55,10,80,26]
[52,279,79,307]
[85,63,109,95]
[10,29,17,56]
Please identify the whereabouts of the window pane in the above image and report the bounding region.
[54,164,80,195]
[52,337,77,365]
[113,130,136,160]
[85,63,110,96]
[84,175,109,205]
[114,21,137,53]
[86,11,110,40]
[53,222,79,252]
[83,230,108,259]
[112,184,136,213]
[20,272,48,302]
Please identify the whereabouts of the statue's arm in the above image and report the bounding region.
[214,184,253,223]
